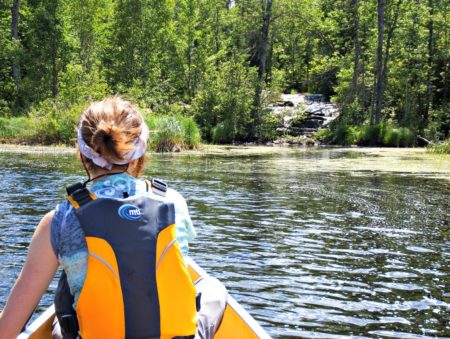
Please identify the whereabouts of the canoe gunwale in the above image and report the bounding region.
[19,259,271,338]
[186,258,271,339]
[18,305,55,339]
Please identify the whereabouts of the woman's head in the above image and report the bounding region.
[77,97,148,177]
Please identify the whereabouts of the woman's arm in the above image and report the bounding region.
[170,189,196,257]
[0,211,59,339]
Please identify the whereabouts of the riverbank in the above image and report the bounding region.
[1,144,449,179]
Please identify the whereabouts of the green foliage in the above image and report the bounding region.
[360,124,383,146]
[148,116,184,152]
[0,0,448,146]
[146,115,201,152]
[382,127,416,147]
[211,123,228,144]
[58,63,110,105]
[314,128,333,143]
[29,100,87,144]
[255,110,280,142]
[182,116,201,149]
[0,99,85,144]
[424,107,450,142]
[0,116,33,141]
[326,122,416,147]
[193,51,256,143]
[427,139,450,154]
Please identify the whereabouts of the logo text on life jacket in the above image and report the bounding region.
[118,204,142,221]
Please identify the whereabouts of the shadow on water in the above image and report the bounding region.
[0,150,449,337]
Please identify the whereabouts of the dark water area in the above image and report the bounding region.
[0,149,449,338]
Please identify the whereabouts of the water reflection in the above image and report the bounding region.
[0,150,449,337]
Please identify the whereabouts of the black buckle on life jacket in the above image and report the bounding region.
[66,182,94,208]
[59,314,79,339]
[196,293,202,312]
[151,178,168,196]
[66,182,84,196]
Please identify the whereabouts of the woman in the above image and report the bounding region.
[0,97,227,339]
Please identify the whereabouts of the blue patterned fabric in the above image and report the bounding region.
[50,173,196,307]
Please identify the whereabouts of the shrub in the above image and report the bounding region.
[147,115,201,152]
[398,127,415,147]
[325,122,416,147]
[182,116,201,149]
[427,139,450,154]
[212,123,228,144]
[256,110,280,142]
[331,124,348,145]
[382,126,415,147]
[0,116,34,141]
[424,107,450,142]
[149,116,184,152]
[360,124,382,146]
[314,128,333,143]
[345,126,361,145]
[28,99,86,145]
[383,127,400,146]
[193,51,256,143]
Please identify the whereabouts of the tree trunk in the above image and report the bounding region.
[50,0,58,98]
[252,0,273,138]
[350,0,360,101]
[51,40,58,97]
[11,0,20,89]
[381,0,402,106]
[374,0,385,124]
[424,0,434,125]
[443,4,449,106]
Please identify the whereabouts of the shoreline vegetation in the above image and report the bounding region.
[1,1,449,155]
[1,111,448,154]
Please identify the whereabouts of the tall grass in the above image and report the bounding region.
[0,100,83,145]
[321,123,417,147]
[427,139,450,154]
[0,117,34,142]
[0,100,201,152]
[146,115,201,152]
[182,116,201,149]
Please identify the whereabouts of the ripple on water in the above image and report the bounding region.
[406,246,436,253]
[1,151,449,337]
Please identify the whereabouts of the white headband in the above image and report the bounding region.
[77,122,149,170]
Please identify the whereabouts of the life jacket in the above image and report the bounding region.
[55,179,198,339]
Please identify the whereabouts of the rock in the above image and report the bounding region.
[302,119,323,129]
[266,92,340,139]
[308,114,327,121]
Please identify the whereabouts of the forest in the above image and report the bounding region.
[0,0,448,149]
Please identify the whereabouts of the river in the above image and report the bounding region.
[0,147,449,338]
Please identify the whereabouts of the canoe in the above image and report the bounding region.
[18,258,271,339]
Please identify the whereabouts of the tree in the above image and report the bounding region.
[11,0,20,89]
[252,0,273,139]
[374,0,385,124]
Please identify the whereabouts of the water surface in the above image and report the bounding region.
[0,148,449,338]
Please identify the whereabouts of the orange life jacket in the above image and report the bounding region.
[55,181,197,339]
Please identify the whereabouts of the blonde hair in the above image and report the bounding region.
[78,97,146,177]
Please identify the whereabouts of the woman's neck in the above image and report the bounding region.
[88,170,129,184]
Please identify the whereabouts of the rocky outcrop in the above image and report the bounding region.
[267,94,339,137]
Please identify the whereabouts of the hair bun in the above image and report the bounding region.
[91,122,125,160]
